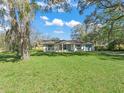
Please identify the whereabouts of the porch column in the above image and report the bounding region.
[73,44,76,52]
[45,45,48,52]
[54,45,55,52]
[62,43,64,52]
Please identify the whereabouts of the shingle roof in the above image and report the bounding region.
[42,40,84,45]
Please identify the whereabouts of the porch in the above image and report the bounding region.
[43,44,82,52]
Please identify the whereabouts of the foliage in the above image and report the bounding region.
[108,40,116,51]
[95,45,107,51]
[71,0,124,50]
[30,50,94,56]
[30,29,44,48]
[0,32,5,49]
[108,39,124,51]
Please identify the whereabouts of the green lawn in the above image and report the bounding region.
[0,52,124,93]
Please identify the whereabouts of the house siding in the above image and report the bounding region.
[34,40,94,52]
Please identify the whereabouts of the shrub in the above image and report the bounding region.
[107,41,116,51]
[31,50,95,56]
[95,45,107,51]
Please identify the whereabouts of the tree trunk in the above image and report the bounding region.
[21,47,30,60]
[108,22,114,42]
[20,24,30,61]
[21,36,30,60]
[118,43,121,51]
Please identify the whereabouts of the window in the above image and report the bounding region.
[76,45,81,49]
[48,45,54,50]
[63,45,66,50]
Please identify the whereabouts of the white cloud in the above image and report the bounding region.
[0,26,11,32]
[45,21,53,26]
[54,30,64,34]
[0,4,9,13]
[52,19,64,26]
[58,8,64,12]
[5,26,11,30]
[97,24,103,28]
[89,23,94,25]
[65,20,81,28]
[4,15,11,21]
[45,18,64,26]
[72,3,77,7]
[0,26,4,32]
[67,0,71,3]
[43,17,81,28]
[36,2,47,7]
[0,4,6,10]
[40,16,49,21]
[0,4,4,9]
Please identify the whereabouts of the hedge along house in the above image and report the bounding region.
[35,40,94,52]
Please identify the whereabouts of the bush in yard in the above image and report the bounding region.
[95,45,107,51]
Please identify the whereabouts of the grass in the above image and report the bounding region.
[0,52,124,93]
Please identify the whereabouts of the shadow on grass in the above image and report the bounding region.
[0,52,20,62]
[1,51,123,62]
[97,52,124,61]
[31,50,124,61]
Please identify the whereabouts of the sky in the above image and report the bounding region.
[31,1,95,40]
[0,0,95,40]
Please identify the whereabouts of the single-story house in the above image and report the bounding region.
[34,40,94,52]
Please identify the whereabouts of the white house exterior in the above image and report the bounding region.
[82,42,95,51]
[37,40,94,52]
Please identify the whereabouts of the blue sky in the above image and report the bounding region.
[31,2,95,40]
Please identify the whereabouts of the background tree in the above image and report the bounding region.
[0,31,6,50]
[72,0,124,50]
[30,29,45,48]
